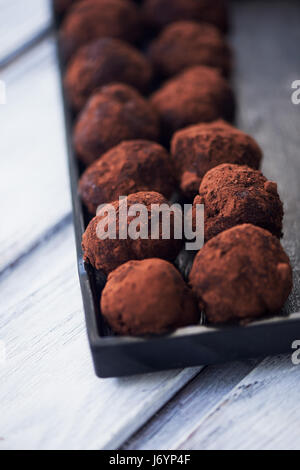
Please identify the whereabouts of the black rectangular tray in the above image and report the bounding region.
[53,1,300,378]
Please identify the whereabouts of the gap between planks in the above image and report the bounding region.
[0,0,52,65]
[0,38,72,273]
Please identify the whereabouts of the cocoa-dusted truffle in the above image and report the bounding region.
[148,21,232,78]
[64,38,153,112]
[189,224,293,324]
[171,120,262,199]
[193,163,283,241]
[82,191,182,274]
[151,66,235,140]
[142,0,229,33]
[60,0,142,60]
[79,140,175,214]
[74,84,160,166]
[101,259,200,335]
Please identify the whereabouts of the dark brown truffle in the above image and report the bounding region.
[142,0,229,33]
[171,120,263,199]
[148,21,232,78]
[189,224,293,324]
[193,163,283,241]
[150,66,235,140]
[60,0,142,60]
[101,258,200,335]
[64,37,153,112]
[74,84,160,166]
[79,140,175,214]
[54,0,76,16]
[82,191,182,274]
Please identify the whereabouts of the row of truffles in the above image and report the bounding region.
[72,67,234,166]
[82,174,291,333]
[81,166,285,273]
[64,22,232,111]
[100,224,292,334]
[58,0,293,335]
[57,0,229,61]
[78,122,264,214]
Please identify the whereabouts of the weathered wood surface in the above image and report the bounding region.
[0,0,299,450]
[176,355,300,450]
[0,40,71,274]
[123,359,259,450]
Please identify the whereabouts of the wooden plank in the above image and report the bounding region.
[0,0,51,64]
[123,359,259,450]
[0,223,201,450]
[0,38,71,274]
[176,355,300,450]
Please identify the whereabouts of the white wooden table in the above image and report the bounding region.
[0,0,300,451]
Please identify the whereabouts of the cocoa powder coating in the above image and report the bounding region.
[148,21,232,78]
[64,37,153,112]
[101,258,200,335]
[74,84,160,166]
[60,0,142,60]
[193,163,283,241]
[150,66,235,140]
[189,224,293,324]
[142,0,229,33]
[171,120,262,199]
[82,191,182,274]
[79,140,175,214]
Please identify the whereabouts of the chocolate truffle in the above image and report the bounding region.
[82,191,182,274]
[189,224,293,324]
[193,163,283,241]
[171,120,263,199]
[142,0,228,33]
[101,258,200,335]
[64,37,153,112]
[74,84,160,166]
[60,0,142,60]
[54,0,76,16]
[150,66,235,140]
[148,21,232,78]
[79,140,175,213]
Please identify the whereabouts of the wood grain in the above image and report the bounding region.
[123,359,259,450]
[0,39,71,275]
[176,355,300,450]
